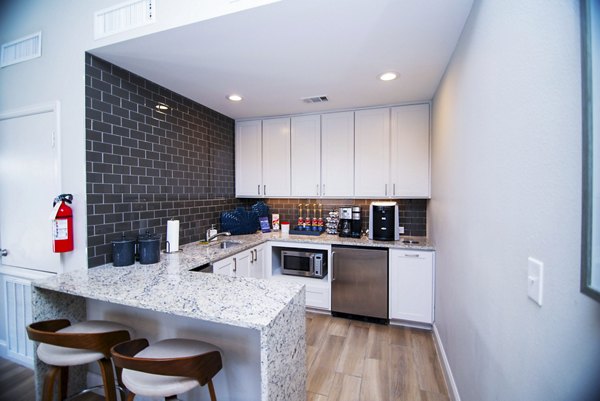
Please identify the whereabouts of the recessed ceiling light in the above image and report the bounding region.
[378,72,398,81]
[228,94,243,102]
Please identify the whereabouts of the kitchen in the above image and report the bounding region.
[1,1,600,401]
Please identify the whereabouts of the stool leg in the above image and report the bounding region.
[59,366,69,400]
[97,358,117,401]
[208,379,217,401]
[42,366,60,401]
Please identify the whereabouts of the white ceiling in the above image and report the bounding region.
[90,0,473,120]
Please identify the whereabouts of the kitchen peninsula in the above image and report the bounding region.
[31,248,306,401]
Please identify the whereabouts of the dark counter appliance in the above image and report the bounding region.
[369,202,400,241]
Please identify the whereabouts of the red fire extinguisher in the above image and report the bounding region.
[52,194,74,253]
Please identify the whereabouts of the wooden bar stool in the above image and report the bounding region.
[111,338,223,401]
[26,319,133,401]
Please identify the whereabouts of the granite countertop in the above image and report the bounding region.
[33,262,304,331]
[32,232,431,331]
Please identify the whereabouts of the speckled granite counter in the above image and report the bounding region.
[137,231,433,274]
[32,260,306,401]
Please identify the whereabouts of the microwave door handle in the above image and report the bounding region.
[331,251,336,281]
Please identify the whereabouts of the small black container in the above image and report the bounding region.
[112,235,136,266]
[138,232,161,265]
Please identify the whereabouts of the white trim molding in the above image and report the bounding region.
[432,323,461,401]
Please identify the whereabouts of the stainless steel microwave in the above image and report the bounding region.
[281,250,327,278]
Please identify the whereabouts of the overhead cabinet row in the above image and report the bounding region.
[235,103,430,198]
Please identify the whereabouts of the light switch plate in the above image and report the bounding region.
[527,257,544,306]
[398,226,405,234]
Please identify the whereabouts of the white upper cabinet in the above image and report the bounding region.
[234,103,429,199]
[235,120,262,197]
[354,108,390,197]
[291,115,321,197]
[262,118,291,197]
[390,104,430,198]
[321,112,354,197]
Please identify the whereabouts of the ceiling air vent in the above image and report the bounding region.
[302,95,329,104]
[1,31,42,68]
[94,0,156,40]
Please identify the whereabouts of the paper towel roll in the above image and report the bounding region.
[166,220,180,253]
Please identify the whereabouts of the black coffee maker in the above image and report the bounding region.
[351,206,362,238]
[338,207,352,237]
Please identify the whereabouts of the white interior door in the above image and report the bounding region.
[0,104,61,273]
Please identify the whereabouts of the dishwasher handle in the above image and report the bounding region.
[331,251,336,281]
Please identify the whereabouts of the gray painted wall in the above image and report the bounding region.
[430,1,600,400]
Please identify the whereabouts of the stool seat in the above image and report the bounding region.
[122,339,221,397]
[111,338,223,401]
[27,319,133,401]
[37,320,133,366]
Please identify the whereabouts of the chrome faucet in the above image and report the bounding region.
[207,231,232,242]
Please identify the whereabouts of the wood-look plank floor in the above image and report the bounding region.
[1,313,449,401]
[306,312,449,401]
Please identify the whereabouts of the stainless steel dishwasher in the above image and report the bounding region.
[331,246,388,322]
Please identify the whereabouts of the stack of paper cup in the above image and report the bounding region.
[166,220,180,253]
[281,222,290,235]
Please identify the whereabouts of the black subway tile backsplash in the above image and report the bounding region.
[85,53,246,267]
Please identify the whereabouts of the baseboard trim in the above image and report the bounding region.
[432,323,461,401]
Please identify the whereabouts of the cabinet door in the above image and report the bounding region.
[321,112,354,197]
[291,115,321,197]
[262,118,291,197]
[235,120,262,197]
[390,104,430,197]
[213,256,234,276]
[389,250,434,324]
[354,108,390,197]
[249,244,265,279]
[233,252,251,277]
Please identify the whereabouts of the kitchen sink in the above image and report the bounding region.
[219,240,242,249]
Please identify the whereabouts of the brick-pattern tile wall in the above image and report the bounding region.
[85,53,249,267]
[261,198,427,236]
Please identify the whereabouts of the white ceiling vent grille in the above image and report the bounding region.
[1,31,42,68]
[94,0,156,40]
[302,95,329,104]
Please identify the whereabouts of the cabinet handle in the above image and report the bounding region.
[403,254,420,258]
[233,258,237,272]
[316,184,319,196]
[254,249,257,262]
[258,184,260,195]
[393,183,396,196]
[322,184,326,196]
[264,185,266,196]
[385,184,388,196]
[251,249,256,263]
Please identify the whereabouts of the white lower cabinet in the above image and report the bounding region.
[213,244,265,279]
[389,249,434,324]
[248,244,265,279]
[213,256,235,276]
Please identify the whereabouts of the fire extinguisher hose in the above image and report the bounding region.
[53,194,73,207]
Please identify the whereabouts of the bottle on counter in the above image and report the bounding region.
[297,204,304,230]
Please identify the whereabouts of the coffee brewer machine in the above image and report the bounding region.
[338,207,352,237]
[351,206,362,238]
[369,202,400,241]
